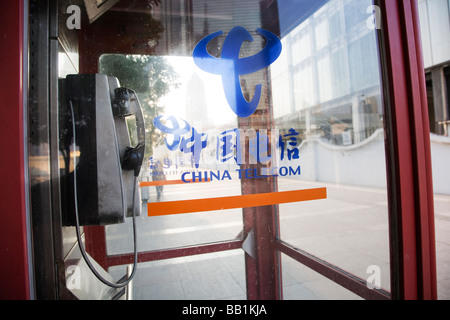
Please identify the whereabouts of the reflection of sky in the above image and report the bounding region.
[278,0,328,37]
[160,56,237,129]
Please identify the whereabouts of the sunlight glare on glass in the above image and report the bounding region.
[160,56,236,128]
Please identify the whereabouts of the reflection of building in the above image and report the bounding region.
[151,0,385,146]
[152,0,264,56]
[186,72,208,128]
[271,0,383,145]
[418,0,450,136]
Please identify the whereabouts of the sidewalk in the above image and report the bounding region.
[434,193,450,300]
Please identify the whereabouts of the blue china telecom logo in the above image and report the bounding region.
[193,26,282,118]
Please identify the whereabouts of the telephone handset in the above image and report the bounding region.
[112,84,146,177]
[60,74,145,288]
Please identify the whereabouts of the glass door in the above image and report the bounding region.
[273,0,391,299]
[51,0,435,300]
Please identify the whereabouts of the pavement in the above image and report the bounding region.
[434,193,450,300]
[105,175,450,300]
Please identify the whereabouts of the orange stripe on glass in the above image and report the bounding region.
[147,188,327,217]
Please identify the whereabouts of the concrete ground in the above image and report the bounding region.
[434,193,450,300]
[106,176,450,300]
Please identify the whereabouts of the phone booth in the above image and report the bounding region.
[0,0,438,301]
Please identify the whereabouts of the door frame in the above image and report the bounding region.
[376,0,437,300]
[16,0,437,300]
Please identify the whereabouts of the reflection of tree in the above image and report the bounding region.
[99,54,179,158]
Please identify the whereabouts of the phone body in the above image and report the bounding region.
[60,74,145,226]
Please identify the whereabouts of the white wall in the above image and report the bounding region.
[431,134,450,194]
[283,130,450,195]
[283,129,388,189]
[418,0,450,68]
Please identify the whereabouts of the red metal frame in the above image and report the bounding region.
[378,0,437,299]
[407,0,437,300]
[0,0,30,300]
[239,110,282,300]
[105,240,243,267]
[276,240,391,300]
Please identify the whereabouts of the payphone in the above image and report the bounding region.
[60,74,145,288]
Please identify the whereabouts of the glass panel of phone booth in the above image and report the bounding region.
[275,0,391,293]
[59,0,391,299]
